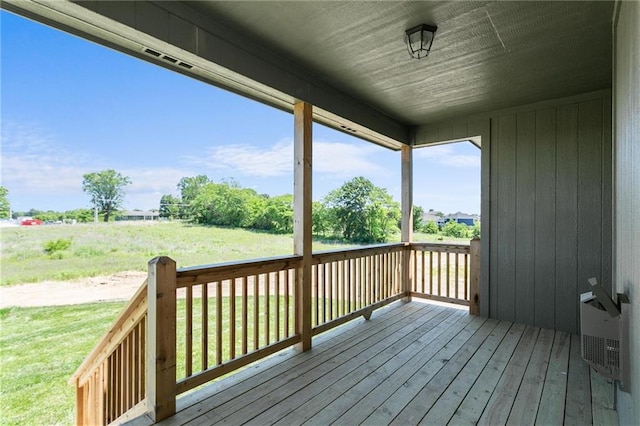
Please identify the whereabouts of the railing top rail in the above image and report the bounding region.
[176,254,303,287]
[69,279,148,384]
[410,241,471,251]
[311,242,405,258]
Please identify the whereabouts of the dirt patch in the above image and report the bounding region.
[0,271,147,308]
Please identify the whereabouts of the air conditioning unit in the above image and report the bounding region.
[580,278,630,391]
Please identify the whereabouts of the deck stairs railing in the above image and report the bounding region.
[70,239,480,425]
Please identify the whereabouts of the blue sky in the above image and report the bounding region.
[1,11,480,215]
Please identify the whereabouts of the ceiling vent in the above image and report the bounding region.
[340,125,358,134]
[143,47,193,70]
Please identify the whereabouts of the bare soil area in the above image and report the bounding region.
[0,271,147,308]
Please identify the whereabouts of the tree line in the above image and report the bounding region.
[160,175,403,243]
[2,170,479,243]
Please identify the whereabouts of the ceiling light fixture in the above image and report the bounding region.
[404,24,437,59]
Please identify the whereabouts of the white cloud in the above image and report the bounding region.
[186,139,292,177]
[185,139,387,179]
[415,144,480,168]
[314,141,386,177]
[1,123,86,194]
[0,122,193,209]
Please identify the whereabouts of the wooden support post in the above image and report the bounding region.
[401,145,413,302]
[469,238,480,315]
[147,256,177,421]
[294,101,313,351]
[75,380,84,425]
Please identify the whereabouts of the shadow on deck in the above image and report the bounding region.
[142,301,617,426]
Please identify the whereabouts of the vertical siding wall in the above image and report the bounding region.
[415,91,612,334]
[614,1,639,422]
[490,96,612,333]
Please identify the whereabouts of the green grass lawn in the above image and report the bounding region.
[0,302,126,426]
[0,221,358,286]
[0,221,466,286]
[0,222,470,424]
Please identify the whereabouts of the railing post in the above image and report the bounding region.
[147,256,177,421]
[401,145,413,302]
[75,380,84,425]
[293,101,312,351]
[469,238,480,315]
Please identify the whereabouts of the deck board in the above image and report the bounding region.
[155,301,615,426]
[535,330,571,425]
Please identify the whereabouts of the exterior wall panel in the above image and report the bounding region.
[614,1,639,422]
[416,91,612,334]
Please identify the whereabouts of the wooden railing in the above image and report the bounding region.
[174,255,302,395]
[311,244,406,335]
[409,242,471,305]
[408,238,480,313]
[69,281,148,425]
[71,240,480,424]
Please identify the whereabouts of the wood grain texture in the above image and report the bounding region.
[468,117,491,318]
[564,334,592,425]
[514,111,536,325]
[294,101,313,351]
[489,117,500,319]
[536,331,570,425]
[534,108,557,330]
[495,114,517,322]
[155,303,614,426]
[600,97,613,298]
[147,256,177,421]
[577,98,603,328]
[555,104,579,333]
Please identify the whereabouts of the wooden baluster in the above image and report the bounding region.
[429,251,433,294]
[264,273,270,346]
[284,271,290,338]
[313,265,319,327]
[216,281,223,365]
[455,253,460,300]
[242,276,248,354]
[253,275,259,350]
[230,279,236,360]
[328,262,334,321]
[202,283,209,371]
[469,238,480,315]
[186,286,192,377]
[275,272,281,341]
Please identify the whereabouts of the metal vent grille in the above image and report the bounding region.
[143,48,193,70]
[582,334,620,375]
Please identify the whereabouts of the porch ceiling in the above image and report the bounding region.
[1,0,613,147]
[185,1,613,126]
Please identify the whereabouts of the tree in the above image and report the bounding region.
[159,194,181,219]
[0,187,10,219]
[323,177,400,243]
[191,181,257,227]
[413,205,425,231]
[82,170,131,222]
[312,201,331,237]
[177,175,211,219]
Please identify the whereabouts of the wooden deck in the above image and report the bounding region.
[154,301,618,426]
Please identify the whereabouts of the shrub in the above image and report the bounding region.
[423,220,439,234]
[472,222,481,239]
[441,221,470,238]
[43,238,72,255]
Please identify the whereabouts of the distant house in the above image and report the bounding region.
[422,209,442,224]
[437,212,479,227]
[117,211,160,221]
